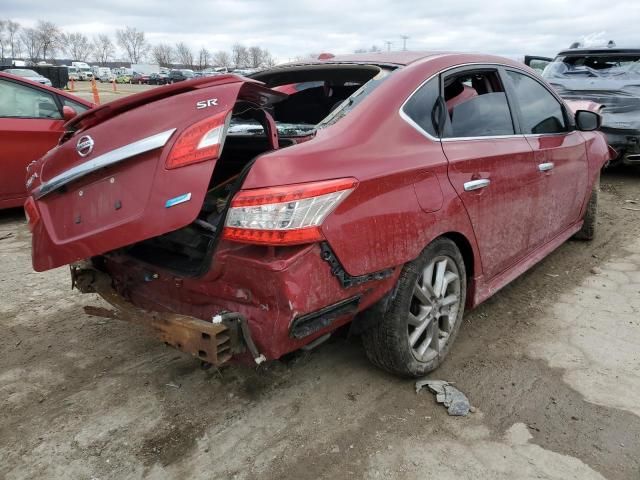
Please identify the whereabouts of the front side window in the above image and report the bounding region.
[0,79,61,119]
[506,70,567,134]
[443,70,515,138]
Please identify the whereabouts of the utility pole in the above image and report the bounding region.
[400,35,409,51]
[384,41,392,52]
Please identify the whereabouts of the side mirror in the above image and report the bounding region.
[575,110,601,131]
[62,105,78,122]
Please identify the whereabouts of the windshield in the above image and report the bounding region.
[543,54,640,80]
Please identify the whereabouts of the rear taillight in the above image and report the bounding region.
[222,178,358,245]
[166,111,230,169]
[24,197,40,232]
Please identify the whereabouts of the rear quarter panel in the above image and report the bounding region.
[243,54,484,279]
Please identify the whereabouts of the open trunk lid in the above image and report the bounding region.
[27,75,286,271]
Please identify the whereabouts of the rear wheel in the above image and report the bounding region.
[574,174,599,241]
[362,237,467,377]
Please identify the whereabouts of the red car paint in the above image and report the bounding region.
[0,72,94,209]
[26,53,609,363]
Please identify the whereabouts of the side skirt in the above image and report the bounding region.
[471,221,583,307]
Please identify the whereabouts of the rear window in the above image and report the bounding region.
[543,53,640,80]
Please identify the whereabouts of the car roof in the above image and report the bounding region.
[0,71,94,107]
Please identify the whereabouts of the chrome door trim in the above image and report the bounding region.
[538,162,554,172]
[463,179,491,191]
[34,128,176,199]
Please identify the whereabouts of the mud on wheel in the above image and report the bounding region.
[362,237,467,377]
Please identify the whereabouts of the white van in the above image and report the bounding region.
[96,67,114,82]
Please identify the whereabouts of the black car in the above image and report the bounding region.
[528,45,640,167]
[168,69,195,83]
[148,72,170,85]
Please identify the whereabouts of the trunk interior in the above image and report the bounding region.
[118,64,389,276]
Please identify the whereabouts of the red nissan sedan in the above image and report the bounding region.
[0,72,93,209]
[25,52,608,376]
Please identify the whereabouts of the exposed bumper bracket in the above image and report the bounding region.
[72,263,234,365]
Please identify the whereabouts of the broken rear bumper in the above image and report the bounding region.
[71,262,265,366]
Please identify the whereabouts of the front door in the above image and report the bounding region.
[0,78,65,208]
[502,69,589,247]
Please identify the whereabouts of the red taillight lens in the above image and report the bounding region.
[24,197,40,232]
[223,178,358,246]
[166,111,230,169]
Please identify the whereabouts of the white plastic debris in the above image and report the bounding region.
[416,379,471,416]
[254,354,267,365]
[212,315,223,324]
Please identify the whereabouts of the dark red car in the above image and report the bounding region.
[25,52,608,376]
[0,72,93,209]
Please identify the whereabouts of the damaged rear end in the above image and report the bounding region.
[26,66,397,366]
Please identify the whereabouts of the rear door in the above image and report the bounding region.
[27,76,286,271]
[502,68,588,246]
[440,67,539,280]
[0,77,65,208]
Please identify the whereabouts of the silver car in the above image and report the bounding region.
[4,69,53,87]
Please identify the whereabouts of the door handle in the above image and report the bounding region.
[538,162,554,172]
[463,179,491,191]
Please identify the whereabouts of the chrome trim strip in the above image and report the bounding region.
[463,179,491,191]
[35,128,176,199]
[538,162,554,172]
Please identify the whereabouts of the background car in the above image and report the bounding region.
[115,74,131,84]
[0,71,93,209]
[168,69,194,83]
[25,52,608,377]
[4,68,52,87]
[531,44,640,167]
[130,72,150,84]
[148,72,170,85]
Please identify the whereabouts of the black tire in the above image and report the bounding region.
[362,237,467,377]
[574,174,599,241]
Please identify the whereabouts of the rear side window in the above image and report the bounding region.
[0,79,62,119]
[506,71,567,134]
[442,70,514,138]
[402,77,439,137]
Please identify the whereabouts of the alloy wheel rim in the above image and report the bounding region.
[407,255,461,362]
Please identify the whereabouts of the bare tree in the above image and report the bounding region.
[231,43,249,68]
[0,21,6,59]
[174,41,193,68]
[7,20,20,58]
[20,27,42,63]
[261,49,276,67]
[212,50,231,68]
[116,26,149,63]
[63,32,92,61]
[152,43,174,68]
[36,20,61,62]
[198,47,210,69]
[92,34,115,65]
[248,46,262,68]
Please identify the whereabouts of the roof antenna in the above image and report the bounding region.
[607,40,616,48]
[569,41,581,49]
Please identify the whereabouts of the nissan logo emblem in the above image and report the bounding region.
[76,135,95,157]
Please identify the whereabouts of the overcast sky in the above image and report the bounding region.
[2,0,639,62]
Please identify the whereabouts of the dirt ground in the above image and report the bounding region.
[1,168,639,480]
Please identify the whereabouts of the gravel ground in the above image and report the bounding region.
[0,168,639,479]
